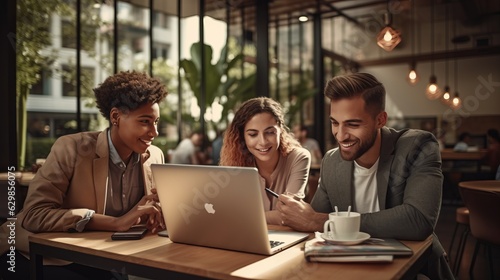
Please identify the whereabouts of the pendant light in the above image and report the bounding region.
[450,70,462,110]
[450,11,462,110]
[407,0,418,85]
[377,1,401,52]
[441,7,452,105]
[442,86,452,105]
[425,1,442,100]
[407,64,419,85]
[450,92,461,110]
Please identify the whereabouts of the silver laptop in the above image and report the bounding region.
[151,164,309,255]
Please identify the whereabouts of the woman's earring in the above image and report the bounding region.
[113,122,117,126]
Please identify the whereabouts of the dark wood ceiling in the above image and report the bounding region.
[202,0,500,30]
[199,0,500,64]
[204,0,390,28]
[127,0,499,34]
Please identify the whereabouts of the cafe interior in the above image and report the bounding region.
[1,0,500,279]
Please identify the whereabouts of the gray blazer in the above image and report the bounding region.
[311,127,454,279]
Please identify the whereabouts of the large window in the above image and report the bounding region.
[30,69,51,95]
[152,42,170,60]
[61,65,95,97]
[117,1,150,72]
[61,19,99,52]
[153,11,170,29]
[19,0,252,168]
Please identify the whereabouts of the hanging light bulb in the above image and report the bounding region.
[425,2,442,100]
[441,86,452,105]
[450,92,462,110]
[407,1,418,85]
[426,75,442,100]
[383,28,394,41]
[377,11,401,51]
[441,9,451,106]
[408,69,419,84]
[407,62,419,85]
[425,0,441,100]
[449,9,461,111]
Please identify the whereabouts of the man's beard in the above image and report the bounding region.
[338,130,378,161]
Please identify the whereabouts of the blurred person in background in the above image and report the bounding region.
[292,124,323,166]
[170,130,204,164]
[485,128,500,173]
[453,132,473,152]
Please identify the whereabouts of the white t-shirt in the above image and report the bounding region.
[353,158,380,214]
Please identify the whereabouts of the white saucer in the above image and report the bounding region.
[320,232,371,245]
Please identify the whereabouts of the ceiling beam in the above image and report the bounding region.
[356,46,500,67]
[323,49,360,69]
[323,2,362,27]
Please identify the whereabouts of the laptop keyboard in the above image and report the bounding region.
[270,240,285,248]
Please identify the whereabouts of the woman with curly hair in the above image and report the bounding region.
[0,71,167,279]
[219,97,311,225]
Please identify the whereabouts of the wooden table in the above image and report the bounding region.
[19,172,35,187]
[0,172,35,187]
[440,149,488,172]
[29,227,432,280]
[458,180,500,192]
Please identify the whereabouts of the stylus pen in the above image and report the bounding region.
[265,187,279,198]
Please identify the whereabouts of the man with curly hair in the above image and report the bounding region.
[0,71,168,279]
[219,97,311,225]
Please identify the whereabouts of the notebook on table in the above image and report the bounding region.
[304,234,412,262]
[151,164,309,255]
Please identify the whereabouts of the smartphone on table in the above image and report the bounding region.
[111,225,148,240]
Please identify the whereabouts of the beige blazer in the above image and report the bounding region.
[0,130,164,258]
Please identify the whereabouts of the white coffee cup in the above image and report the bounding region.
[323,211,361,240]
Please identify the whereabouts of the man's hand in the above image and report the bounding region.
[276,194,328,232]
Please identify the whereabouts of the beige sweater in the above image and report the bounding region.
[260,147,311,225]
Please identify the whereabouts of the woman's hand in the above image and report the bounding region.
[115,191,165,233]
[86,189,166,233]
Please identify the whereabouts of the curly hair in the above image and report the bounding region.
[220,97,301,167]
[94,71,168,120]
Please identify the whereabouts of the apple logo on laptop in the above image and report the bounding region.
[204,203,216,214]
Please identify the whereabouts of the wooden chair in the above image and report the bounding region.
[458,186,500,280]
[448,206,470,276]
